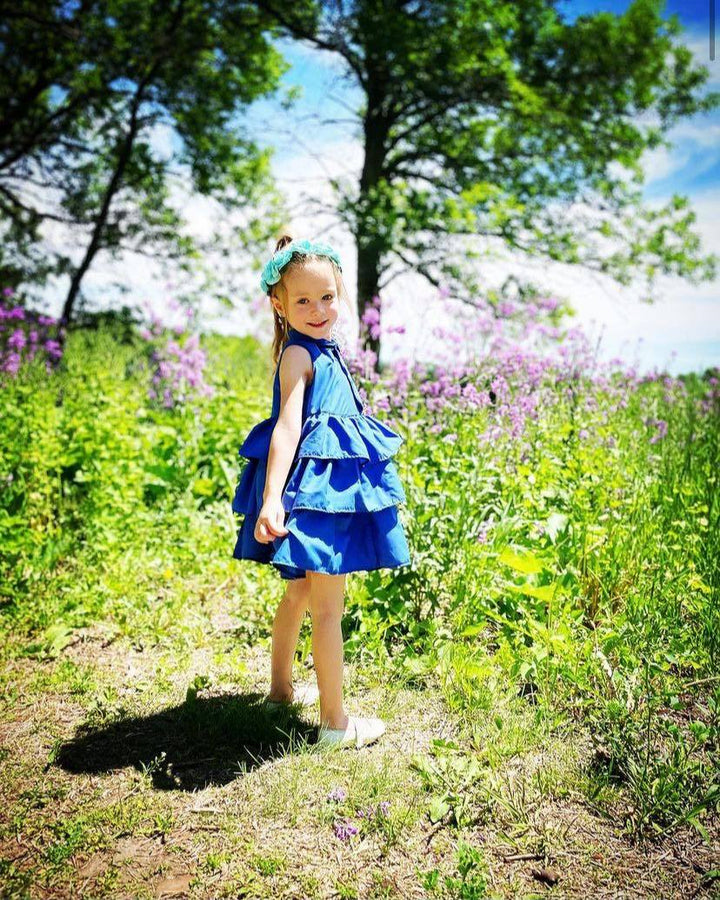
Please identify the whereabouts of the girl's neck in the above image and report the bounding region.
[288,326,337,346]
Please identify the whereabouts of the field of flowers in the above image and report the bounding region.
[1,288,718,896]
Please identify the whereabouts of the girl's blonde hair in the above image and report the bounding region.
[267,234,351,368]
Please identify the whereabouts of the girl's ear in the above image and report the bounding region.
[269,294,284,318]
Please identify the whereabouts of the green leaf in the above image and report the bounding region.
[506,582,560,601]
[498,548,546,573]
[191,477,216,497]
[22,623,75,659]
[428,796,450,824]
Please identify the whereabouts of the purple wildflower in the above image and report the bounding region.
[44,340,62,359]
[361,306,381,340]
[138,309,213,408]
[327,788,347,802]
[333,819,359,841]
[3,352,21,375]
[0,296,65,377]
[357,801,390,819]
[649,419,668,444]
[8,329,26,351]
[497,301,516,318]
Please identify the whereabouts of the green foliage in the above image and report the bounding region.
[274,0,718,319]
[584,666,720,839]
[421,840,493,899]
[0,324,268,639]
[0,0,314,307]
[410,740,488,829]
[1,323,718,843]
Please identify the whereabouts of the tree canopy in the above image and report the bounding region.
[0,0,318,325]
[255,0,719,360]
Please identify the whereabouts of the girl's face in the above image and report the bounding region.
[271,259,340,339]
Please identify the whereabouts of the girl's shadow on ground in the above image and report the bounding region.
[55,692,318,791]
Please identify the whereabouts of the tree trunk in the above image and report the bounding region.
[59,87,144,332]
[356,70,389,369]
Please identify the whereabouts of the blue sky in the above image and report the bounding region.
[569,0,711,28]
[50,0,719,374]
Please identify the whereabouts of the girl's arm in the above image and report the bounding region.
[264,345,313,501]
[254,345,313,543]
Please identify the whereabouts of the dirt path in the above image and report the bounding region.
[1,621,718,899]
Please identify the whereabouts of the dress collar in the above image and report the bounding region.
[287,326,338,349]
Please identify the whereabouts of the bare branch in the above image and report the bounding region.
[324,91,361,117]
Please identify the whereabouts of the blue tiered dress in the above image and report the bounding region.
[231,326,411,580]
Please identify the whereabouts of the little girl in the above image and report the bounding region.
[231,235,411,749]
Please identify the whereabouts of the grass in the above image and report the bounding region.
[1,579,718,899]
[1,327,718,897]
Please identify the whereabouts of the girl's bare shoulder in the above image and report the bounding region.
[278,343,314,386]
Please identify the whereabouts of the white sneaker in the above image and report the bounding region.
[317,715,386,749]
[264,683,320,709]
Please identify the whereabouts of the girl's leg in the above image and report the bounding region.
[268,577,310,702]
[307,571,349,731]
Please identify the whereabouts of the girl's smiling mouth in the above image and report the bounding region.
[308,320,328,328]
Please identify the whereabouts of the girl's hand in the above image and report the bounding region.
[254,497,289,544]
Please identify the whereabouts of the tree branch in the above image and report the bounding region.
[249,1,367,88]
[0,183,84,225]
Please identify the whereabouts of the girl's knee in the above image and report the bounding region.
[306,571,346,618]
[285,576,311,609]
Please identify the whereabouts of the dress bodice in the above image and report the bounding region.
[270,327,365,419]
[237,325,402,473]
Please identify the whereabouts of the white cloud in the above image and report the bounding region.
[641,145,693,183]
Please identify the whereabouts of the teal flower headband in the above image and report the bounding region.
[260,239,343,294]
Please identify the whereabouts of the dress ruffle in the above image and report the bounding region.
[270,506,410,577]
[297,412,402,461]
[238,412,403,462]
[232,398,410,578]
[238,417,276,460]
[232,420,406,517]
[231,456,265,517]
[283,456,406,513]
